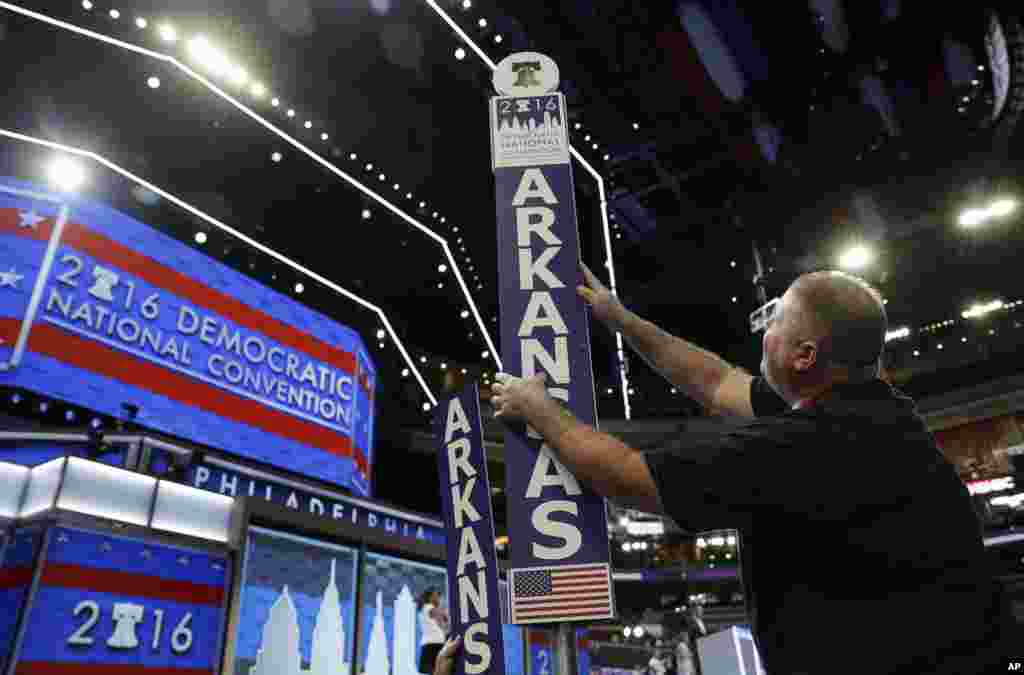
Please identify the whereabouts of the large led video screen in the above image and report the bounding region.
[356,551,448,675]
[234,527,358,675]
[0,179,375,495]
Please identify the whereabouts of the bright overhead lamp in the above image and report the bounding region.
[48,157,87,192]
[837,243,873,270]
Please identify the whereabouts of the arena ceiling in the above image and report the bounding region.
[2,1,1024,517]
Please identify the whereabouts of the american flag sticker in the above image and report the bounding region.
[509,563,614,624]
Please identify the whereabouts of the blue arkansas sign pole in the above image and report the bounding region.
[489,48,615,675]
[434,384,506,675]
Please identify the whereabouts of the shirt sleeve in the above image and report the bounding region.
[750,376,788,417]
[642,420,803,532]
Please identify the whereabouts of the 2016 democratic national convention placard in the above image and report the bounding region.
[434,385,506,675]
[490,52,615,625]
[0,177,375,495]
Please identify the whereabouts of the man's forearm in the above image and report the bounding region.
[615,308,733,410]
[529,398,658,508]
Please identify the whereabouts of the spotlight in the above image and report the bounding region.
[350,153,358,160]
[990,198,1018,218]
[271,97,280,107]
[481,350,489,359]
[422,402,431,412]
[406,193,413,199]
[393,183,400,190]
[574,122,581,129]
[158,23,177,42]
[585,135,591,141]
[420,356,427,364]
[461,368,468,374]
[287,109,295,118]
[632,122,639,130]
[603,154,610,161]
[109,9,120,19]
[376,329,386,339]
[251,82,266,98]
[65,410,76,422]
[366,163,374,171]
[419,201,426,208]
[440,363,447,370]
[48,157,87,192]
[90,418,102,429]
[10,393,21,404]
[271,152,282,162]
[438,264,448,273]
[959,208,988,227]
[494,34,503,44]
[462,0,472,8]
[379,174,386,181]
[304,121,312,129]
[82,0,93,9]
[401,368,410,377]
[623,626,632,638]
[39,401,49,413]
[633,626,645,638]
[621,543,630,552]
[135,17,147,28]
[294,282,304,294]
[194,231,207,244]
[361,209,372,220]
[455,47,466,61]
[187,36,231,76]
[460,310,469,318]
[147,76,161,89]
[837,243,873,270]
[478,18,487,28]
[321,133,329,141]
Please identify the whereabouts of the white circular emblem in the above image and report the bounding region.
[493,52,560,96]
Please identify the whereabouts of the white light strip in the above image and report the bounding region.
[0,126,439,405]
[422,0,631,418]
[0,0,504,396]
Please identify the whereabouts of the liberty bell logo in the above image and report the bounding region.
[107,602,144,649]
[511,61,542,88]
[88,265,119,303]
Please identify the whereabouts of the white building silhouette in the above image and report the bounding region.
[392,586,418,675]
[364,591,390,675]
[250,560,350,675]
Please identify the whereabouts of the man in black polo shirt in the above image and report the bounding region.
[489,266,1004,674]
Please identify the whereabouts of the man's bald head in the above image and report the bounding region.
[784,271,888,372]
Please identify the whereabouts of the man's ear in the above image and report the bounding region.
[793,340,819,372]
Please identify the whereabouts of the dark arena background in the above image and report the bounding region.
[1,1,1024,674]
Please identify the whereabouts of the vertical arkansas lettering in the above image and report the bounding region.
[513,167,583,560]
[444,398,492,674]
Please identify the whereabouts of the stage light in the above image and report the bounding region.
[937,343,944,350]
[422,402,431,412]
[494,34,502,43]
[362,209,372,220]
[632,122,639,130]
[462,0,472,8]
[837,243,873,270]
[188,37,230,76]
[726,535,737,546]
[453,226,459,233]
[321,132,329,141]
[304,120,312,129]
[365,163,374,171]
[603,154,609,161]
[82,1,92,9]
[623,626,632,637]
[961,336,967,342]
[478,18,487,28]
[481,350,489,359]
[959,208,987,227]
[606,388,613,394]
[135,17,147,28]
[147,76,160,89]
[48,157,87,192]
[440,363,447,370]
[730,260,736,267]
[350,153,358,160]
[455,47,466,60]
[621,543,630,553]
[65,410,76,422]
[194,231,207,244]
[962,299,1003,319]
[250,82,266,98]
[419,201,426,208]
[230,66,248,86]
[440,217,446,223]
[271,152,282,162]
[885,327,910,341]
[432,211,438,218]
[39,401,49,413]
[990,198,1018,218]
[271,97,280,106]
[90,418,102,429]
[406,192,413,199]
[294,283,304,294]
[460,310,469,318]
[731,297,737,303]
[592,143,598,150]
[628,387,635,395]
[379,174,386,181]
[420,356,427,364]
[375,329,386,340]
[401,368,410,377]
[584,135,591,141]
[10,393,21,404]
[287,109,296,118]
[158,23,176,42]
[633,626,645,638]
[109,9,120,19]
[438,264,447,273]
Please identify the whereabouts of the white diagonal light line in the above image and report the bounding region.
[422,0,631,418]
[0,126,438,406]
[0,0,502,385]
